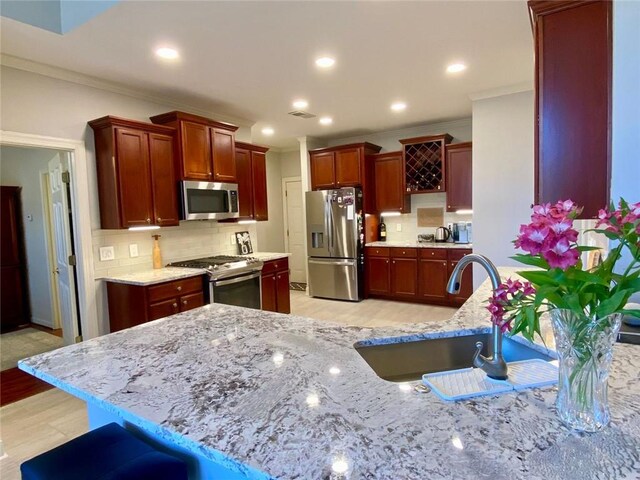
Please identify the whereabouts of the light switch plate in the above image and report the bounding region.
[396,223,402,232]
[99,246,115,261]
[129,244,139,258]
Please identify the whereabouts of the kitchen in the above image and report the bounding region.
[1,1,639,479]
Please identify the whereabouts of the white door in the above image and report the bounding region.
[283,179,306,283]
[48,154,79,346]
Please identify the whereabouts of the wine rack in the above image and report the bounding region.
[400,134,453,193]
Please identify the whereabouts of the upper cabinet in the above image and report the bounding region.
[234,142,269,221]
[309,143,382,191]
[372,151,411,214]
[529,0,612,218]
[89,116,179,229]
[445,142,472,212]
[150,111,239,183]
[400,134,452,193]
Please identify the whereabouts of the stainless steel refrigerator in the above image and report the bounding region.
[306,187,364,301]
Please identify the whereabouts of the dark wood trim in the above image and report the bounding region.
[88,116,176,135]
[445,141,472,152]
[235,141,269,153]
[149,111,239,132]
[399,133,453,145]
[0,367,53,406]
[528,0,601,16]
[308,142,382,155]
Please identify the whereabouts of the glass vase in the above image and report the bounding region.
[550,309,622,432]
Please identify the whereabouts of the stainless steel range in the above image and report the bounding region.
[169,255,263,310]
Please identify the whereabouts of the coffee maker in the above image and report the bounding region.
[452,222,472,244]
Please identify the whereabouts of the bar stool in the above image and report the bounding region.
[21,422,188,480]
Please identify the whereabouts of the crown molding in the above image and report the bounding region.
[468,82,533,101]
[0,54,255,127]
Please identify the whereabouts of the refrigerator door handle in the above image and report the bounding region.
[325,195,334,256]
[308,258,356,267]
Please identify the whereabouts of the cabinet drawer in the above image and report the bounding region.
[148,298,180,321]
[262,257,289,275]
[448,249,473,262]
[147,276,203,303]
[419,248,448,260]
[179,291,204,312]
[367,247,389,258]
[390,248,417,258]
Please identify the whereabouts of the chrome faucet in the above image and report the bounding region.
[446,254,508,380]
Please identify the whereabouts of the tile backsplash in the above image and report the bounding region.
[92,221,258,278]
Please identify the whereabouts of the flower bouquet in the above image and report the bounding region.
[487,199,640,432]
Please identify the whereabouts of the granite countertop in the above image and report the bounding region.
[20,268,639,479]
[98,267,207,286]
[366,240,473,249]
[243,252,292,262]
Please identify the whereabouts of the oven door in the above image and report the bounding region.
[210,271,262,309]
[181,181,239,220]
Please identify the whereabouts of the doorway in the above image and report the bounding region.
[0,145,80,404]
[282,177,306,285]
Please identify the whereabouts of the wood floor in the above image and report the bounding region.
[0,293,454,478]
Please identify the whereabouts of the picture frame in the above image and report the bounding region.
[235,231,253,255]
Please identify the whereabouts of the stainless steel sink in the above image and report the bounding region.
[354,331,555,383]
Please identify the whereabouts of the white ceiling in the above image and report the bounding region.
[0,1,534,148]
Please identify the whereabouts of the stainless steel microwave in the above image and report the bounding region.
[180,181,239,220]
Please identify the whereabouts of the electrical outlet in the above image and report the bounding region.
[230,233,236,245]
[129,244,139,258]
[99,246,115,261]
[396,223,402,232]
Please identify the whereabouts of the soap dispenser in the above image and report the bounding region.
[152,234,162,269]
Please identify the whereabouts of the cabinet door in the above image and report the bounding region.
[448,261,473,305]
[261,273,277,312]
[275,270,291,314]
[418,259,449,302]
[211,128,237,183]
[531,1,611,218]
[367,256,390,295]
[334,148,361,187]
[374,153,404,212]
[251,151,268,221]
[310,151,335,190]
[148,133,179,226]
[390,258,418,298]
[180,121,212,180]
[446,143,472,212]
[179,291,204,312]
[148,298,180,321]
[235,148,254,218]
[115,128,154,227]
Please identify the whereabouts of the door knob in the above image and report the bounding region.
[54,268,60,274]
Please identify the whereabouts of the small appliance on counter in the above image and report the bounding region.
[435,226,451,243]
[418,234,435,243]
[452,222,471,244]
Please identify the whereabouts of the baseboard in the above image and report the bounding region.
[31,317,54,329]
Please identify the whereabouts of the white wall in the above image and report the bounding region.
[471,90,534,287]
[280,149,302,178]
[0,145,59,327]
[254,151,285,252]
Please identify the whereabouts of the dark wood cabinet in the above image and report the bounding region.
[235,148,253,218]
[261,258,290,314]
[445,142,472,212]
[401,134,452,193]
[309,143,382,190]
[529,0,612,218]
[89,116,179,229]
[150,111,239,183]
[250,149,268,221]
[107,275,205,332]
[228,142,269,222]
[366,246,473,306]
[372,151,411,214]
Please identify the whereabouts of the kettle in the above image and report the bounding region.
[435,226,451,243]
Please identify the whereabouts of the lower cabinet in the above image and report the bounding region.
[366,247,472,306]
[107,275,206,332]
[261,258,291,314]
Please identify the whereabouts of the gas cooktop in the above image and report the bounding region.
[168,255,263,280]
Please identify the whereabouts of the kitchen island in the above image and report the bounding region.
[19,269,640,479]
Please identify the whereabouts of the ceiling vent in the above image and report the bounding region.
[288,110,316,119]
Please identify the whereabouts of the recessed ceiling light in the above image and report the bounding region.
[446,63,467,74]
[391,102,407,112]
[292,99,309,109]
[261,127,274,135]
[319,117,333,125]
[155,47,179,60]
[315,56,335,68]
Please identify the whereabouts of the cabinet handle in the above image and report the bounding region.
[443,262,447,266]
[431,252,435,256]
[146,218,151,223]
[157,217,162,222]
[177,286,182,292]
[183,300,188,305]
[208,171,212,176]
[392,260,395,264]
[402,251,405,254]
[386,260,389,264]
[172,302,178,309]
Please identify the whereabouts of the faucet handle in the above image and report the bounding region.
[473,341,484,365]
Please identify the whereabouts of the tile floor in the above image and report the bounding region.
[0,293,455,479]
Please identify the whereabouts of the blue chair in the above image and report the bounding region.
[21,422,188,480]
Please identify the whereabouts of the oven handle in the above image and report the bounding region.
[213,271,262,287]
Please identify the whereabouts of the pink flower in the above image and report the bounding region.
[515,224,550,255]
[542,237,580,270]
